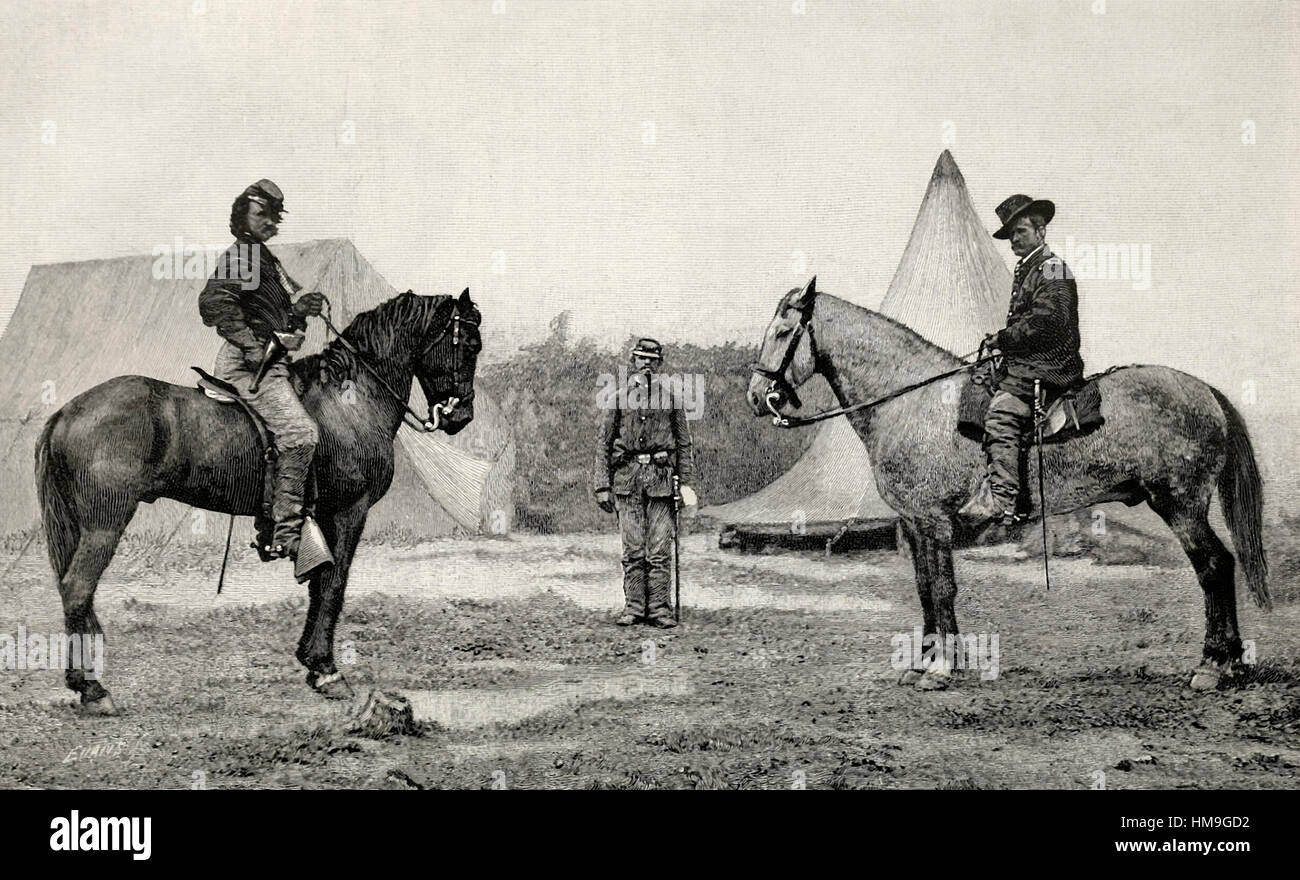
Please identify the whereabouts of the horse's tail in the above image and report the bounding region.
[1210,386,1270,610]
[35,410,79,582]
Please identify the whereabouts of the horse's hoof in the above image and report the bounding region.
[309,671,354,701]
[898,668,926,686]
[76,694,119,716]
[1189,666,1222,691]
[916,672,950,692]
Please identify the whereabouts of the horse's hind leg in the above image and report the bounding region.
[60,517,132,714]
[1149,492,1241,688]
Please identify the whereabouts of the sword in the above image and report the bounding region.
[1033,379,1051,591]
[672,473,682,623]
[216,513,235,595]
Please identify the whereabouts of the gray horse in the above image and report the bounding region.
[748,278,1268,692]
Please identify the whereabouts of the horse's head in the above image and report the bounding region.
[414,288,481,436]
[748,275,820,419]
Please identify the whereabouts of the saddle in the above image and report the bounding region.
[957,372,1105,445]
[191,367,318,561]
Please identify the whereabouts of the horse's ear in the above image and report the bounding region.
[790,275,817,311]
[458,287,472,307]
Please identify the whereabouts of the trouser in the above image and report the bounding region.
[214,341,319,543]
[615,490,676,618]
[982,388,1034,513]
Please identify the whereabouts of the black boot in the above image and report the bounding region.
[270,444,313,559]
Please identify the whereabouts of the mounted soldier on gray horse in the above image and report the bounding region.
[37,179,482,714]
[957,194,1085,529]
[748,195,1269,693]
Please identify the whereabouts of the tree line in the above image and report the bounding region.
[477,315,833,533]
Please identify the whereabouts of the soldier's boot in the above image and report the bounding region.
[958,476,1001,526]
[960,473,1029,528]
[619,564,648,625]
[270,444,313,560]
[960,394,1032,527]
[989,435,1032,527]
[646,560,676,628]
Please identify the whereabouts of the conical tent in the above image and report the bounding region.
[880,150,1012,353]
[0,238,514,544]
[705,151,1010,539]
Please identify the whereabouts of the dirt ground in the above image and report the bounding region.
[0,531,1297,790]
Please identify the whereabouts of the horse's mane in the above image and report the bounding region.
[298,291,454,384]
[780,288,962,364]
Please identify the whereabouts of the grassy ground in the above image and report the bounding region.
[0,533,1296,789]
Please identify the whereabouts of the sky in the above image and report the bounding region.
[0,0,1296,426]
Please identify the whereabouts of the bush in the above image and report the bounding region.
[1265,515,1300,604]
[478,323,820,533]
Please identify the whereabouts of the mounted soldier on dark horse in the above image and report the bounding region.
[749,193,1269,693]
[37,180,482,714]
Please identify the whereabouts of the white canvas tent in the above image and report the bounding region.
[0,238,514,544]
[879,150,1013,354]
[704,151,1011,542]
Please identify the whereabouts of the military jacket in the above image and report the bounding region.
[596,369,697,497]
[995,244,1085,393]
[198,240,306,349]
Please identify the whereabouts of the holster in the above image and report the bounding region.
[249,336,287,393]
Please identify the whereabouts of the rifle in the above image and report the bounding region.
[672,473,682,623]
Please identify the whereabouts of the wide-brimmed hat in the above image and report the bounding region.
[242,179,287,215]
[631,337,663,360]
[992,194,1054,239]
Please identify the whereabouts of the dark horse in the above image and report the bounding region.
[749,278,1269,692]
[36,289,481,713]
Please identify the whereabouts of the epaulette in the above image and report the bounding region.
[1040,255,1071,281]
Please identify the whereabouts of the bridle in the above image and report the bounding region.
[751,297,993,429]
[321,294,478,433]
[750,297,818,415]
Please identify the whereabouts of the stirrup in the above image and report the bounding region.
[255,540,296,561]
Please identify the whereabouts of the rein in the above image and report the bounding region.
[319,295,470,433]
[764,351,994,428]
[753,293,994,428]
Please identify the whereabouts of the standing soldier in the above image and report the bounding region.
[959,194,1085,526]
[198,179,326,561]
[595,338,699,628]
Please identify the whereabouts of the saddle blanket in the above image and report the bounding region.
[958,374,1104,445]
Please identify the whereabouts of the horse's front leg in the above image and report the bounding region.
[301,497,369,700]
[915,519,960,692]
[897,518,934,686]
